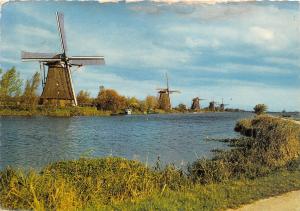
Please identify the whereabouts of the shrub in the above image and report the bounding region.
[190,115,300,182]
[253,104,267,115]
[235,115,300,167]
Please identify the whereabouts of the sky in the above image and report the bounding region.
[0,1,299,111]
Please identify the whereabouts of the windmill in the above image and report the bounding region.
[191,97,206,111]
[21,12,105,106]
[157,73,180,110]
[208,99,218,112]
[219,98,229,111]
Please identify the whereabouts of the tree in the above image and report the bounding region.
[145,95,158,111]
[96,87,126,112]
[126,97,140,110]
[22,72,40,109]
[77,90,92,106]
[176,103,187,112]
[253,104,267,115]
[0,67,23,103]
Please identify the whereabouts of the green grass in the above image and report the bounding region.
[105,170,300,211]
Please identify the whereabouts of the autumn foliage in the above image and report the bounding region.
[96,87,126,112]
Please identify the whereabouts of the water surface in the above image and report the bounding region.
[0,112,253,169]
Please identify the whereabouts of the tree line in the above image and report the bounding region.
[0,67,160,113]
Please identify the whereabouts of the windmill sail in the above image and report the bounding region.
[21,51,60,62]
[56,12,68,54]
[69,56,105,66]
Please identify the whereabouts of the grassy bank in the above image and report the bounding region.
[0,107,241,117]
[1,158,299,210]
[1,115,300,210]
[0,107,111,117]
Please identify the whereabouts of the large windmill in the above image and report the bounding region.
[21,12,105,106]
[157,73,180,110]
[191,97,206,111]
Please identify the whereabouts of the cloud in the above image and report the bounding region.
[250,27,274,41]
[73,70,161,98]
[264,57,300,68]
[14,24,56,40]
[0,56,18,64]
[98,0,253,4]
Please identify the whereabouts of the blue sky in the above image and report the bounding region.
[0,1,299,111]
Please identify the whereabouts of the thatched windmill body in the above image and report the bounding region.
[191,97,206,111]
[157,73,180,110]
[21,12,105,106]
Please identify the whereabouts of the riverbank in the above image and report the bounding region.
[0,107,242,117]
[0,158,299,210]
[0,107,112,117]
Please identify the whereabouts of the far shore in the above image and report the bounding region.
[0,107,249,117]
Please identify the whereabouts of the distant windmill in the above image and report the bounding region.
[208,99,218,112]
[21,12,105,106]
[219,98,229,111]
[191,97,206,111]
[157,73,180,110]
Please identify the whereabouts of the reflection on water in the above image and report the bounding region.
[0,112,253,169]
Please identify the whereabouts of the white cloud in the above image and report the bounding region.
[250,27,274,41]
[0,56,18,64]
[66,28,191,70]
[73,70,161,98]
[15,24,56,40]
[264,57,300,68]
[98,0,253,4]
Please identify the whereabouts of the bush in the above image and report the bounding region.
[253,104,267,115]
[235,115,300,167]
[190,115,300,183]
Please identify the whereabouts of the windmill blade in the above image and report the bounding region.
[169,90,181,93]
[56,12,68,55]
[21,51,61,62]
[69,56,105,66]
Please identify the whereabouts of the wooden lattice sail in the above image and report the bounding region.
[21,12,105,106]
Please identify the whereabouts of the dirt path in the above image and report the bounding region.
[230,190,300,211]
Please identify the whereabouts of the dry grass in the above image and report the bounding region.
[0,157,188,210]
